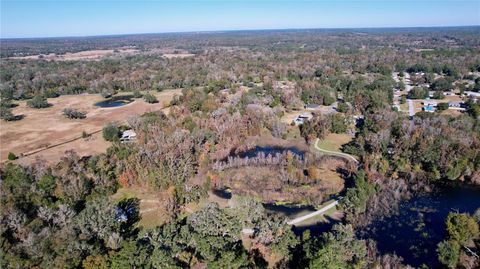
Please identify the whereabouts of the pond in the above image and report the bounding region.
[234,146,305,159]
[95,95,134,108]
[212,188,232,199]
[360,183,480,268]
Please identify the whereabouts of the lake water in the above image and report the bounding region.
[95,95,134,108]
[360,183,480,268]
[234,146,305,159]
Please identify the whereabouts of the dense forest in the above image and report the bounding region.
[1,27,480,268]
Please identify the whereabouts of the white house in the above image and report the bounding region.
[121,130,137,141]
[294,113,313,125]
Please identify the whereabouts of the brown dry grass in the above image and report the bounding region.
[162,53,195,59]
[112,187,170,228]
[9,48,138,61]
[0,89,181,164]
[281,110,306,124]
[220,159,344,205]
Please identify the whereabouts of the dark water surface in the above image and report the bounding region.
[263,203,316,217]
[212,188,232,199]
[360,183,480,268]
[95,95,134,108]
[235,146,305,159]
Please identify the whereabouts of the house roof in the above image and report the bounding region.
[122,130,137,138]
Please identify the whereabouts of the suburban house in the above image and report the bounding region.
[448,102,467,110]
[305,104,321,110]
[294,112,313,125]
[121,130,137,141]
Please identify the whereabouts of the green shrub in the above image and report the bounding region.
[437,103,449,111]
[0,106,16,121]
[143,93,158,104]
[323,94,336,106]
[432,91,445,100]
[329,113,348,133]
[81,131,90,139]
[27,95,50,109]
[407,87,428,99]
[7,152,17,161]
[63,108,86,119]
[337,102,349,113]
[102,122,120,142]
[133,90,143,98]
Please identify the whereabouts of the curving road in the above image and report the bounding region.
[287,199,339,225]
[287,138,359,225]
[314,138,359,164]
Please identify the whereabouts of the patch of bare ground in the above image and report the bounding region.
[440,109,464,117]
[162,53,195,58]
[0,89,181,164]
[8,48,138,61]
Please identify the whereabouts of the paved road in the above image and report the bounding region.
[408,99,415,119]
[314,138,359,164]
[287,200,339,225]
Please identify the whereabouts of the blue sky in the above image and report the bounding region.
[1,0,479,38]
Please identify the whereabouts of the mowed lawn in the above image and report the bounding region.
[317,133,353,152]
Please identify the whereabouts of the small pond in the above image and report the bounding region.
[95,95,134,108]
[212,188,232,199]
[234,146,305,159]
[263,203,316,218]
[360,183,480,268]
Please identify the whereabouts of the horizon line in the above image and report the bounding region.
[2,25,480,40]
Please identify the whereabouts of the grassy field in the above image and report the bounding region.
[317,133,353,152]
[1,89,181,164]
[112,187,171,229]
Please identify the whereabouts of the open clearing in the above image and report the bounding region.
[317,133,353,152]
[1,89,181,164]
[112,187,171,228]
[162,53,195,58]
[281,110,303,124]
[8,48,138,61]
[412,95,465,116]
